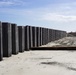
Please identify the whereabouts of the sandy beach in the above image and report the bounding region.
[0,50,76,75]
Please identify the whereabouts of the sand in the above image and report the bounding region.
[41,37,76,47]
[0,51,76,75]
[1,37,76,75]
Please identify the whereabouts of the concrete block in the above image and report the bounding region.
[43,28,46,45]
[42,28,44,45]
[38,27,40,46]
[45,28,48,44]
[29,26,33,48]
[48,29,50,43]
[25,26,30,50]
[58,31,61,39]
[55,30,58,40]
[44,28,47,44]
[0,22,3,61]
[47,28,49,43]
[11,24,19,54]
[2,22,12,57]
[51,29,55,41]
[44,28,46,45]
[49,29,52,42]
[36,27,40,47]
[18,26,25,52]
[32,27,37,47]
[40,27,42,46]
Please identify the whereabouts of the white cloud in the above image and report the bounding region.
[1,0,76,23]
[0,1,14,5]
[0,0,26,6]
[41,13,76,22]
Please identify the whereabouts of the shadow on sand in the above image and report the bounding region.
[30,57,52,60]
[41,61,76,71]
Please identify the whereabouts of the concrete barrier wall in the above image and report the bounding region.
[0,21,67,61]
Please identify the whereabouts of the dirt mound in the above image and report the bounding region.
[42,37,76,47]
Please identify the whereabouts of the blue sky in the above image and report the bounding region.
[0,0,76,32]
